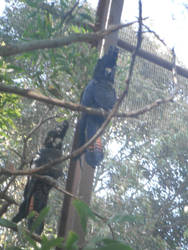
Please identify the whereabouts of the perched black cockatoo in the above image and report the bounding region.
[78,46,119,168]
[12,120,69,235]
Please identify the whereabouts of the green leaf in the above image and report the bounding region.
[40,235,64,250]
[65,231,78,250]
[29,207,49,233]
[71,25,81,33]
[24,232,39,249]
[78,13,94,22]
[73,200,96,233]
[0,218,17,230]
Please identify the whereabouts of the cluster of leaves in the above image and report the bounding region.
[0,202,133,250]
[0,56,22,141]
[0,93,21,136]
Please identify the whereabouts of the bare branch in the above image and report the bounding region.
[143,24,168,47]
[1,219,42,243]
[0,23,135,57]
[34,175,79,200]
[0,83,174,120]
[8,147,22,159]
[25,110,53,141]
[0,83,84,111]
[118,97,174,118]
[92,210,116,240]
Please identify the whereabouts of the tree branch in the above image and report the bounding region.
[143,24,167,47]
[34,175,79,200]
[0,219,42,243]
[0,23,134,57]
[0,83,175,119]
[61,0,80,23]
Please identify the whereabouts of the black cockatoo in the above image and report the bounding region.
[12,120,69,235]
[78,46,119,168]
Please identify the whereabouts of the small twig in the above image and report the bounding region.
[8,147,22,159]
[92,211,116,240]
[143,24,168,47]
[25,112,56,141]
[61,0,80,24]
[117,97,174,118]
[2,177,15,194]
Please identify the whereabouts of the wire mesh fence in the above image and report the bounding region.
[114,25,188,132]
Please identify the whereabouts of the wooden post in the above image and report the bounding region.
[103,0,124,52]
[57,1,124,249]
[57,126,81,238]
[95,0,112,54]
[57,123,95,248]
[70,157,95,245]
